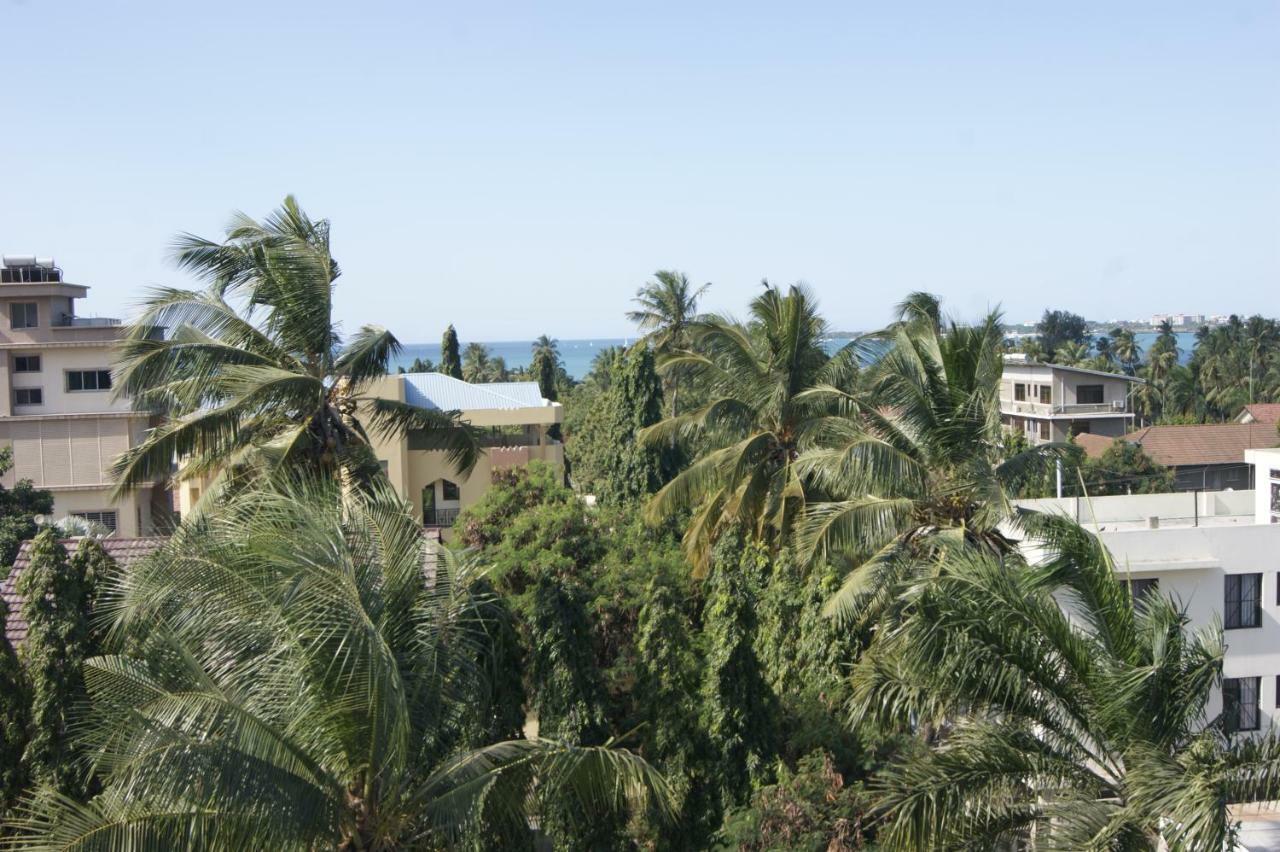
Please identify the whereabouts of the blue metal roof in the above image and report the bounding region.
[401,373,549,411]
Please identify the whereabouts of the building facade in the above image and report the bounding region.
[0,256,161,536]
[365,372,563,536]
[1015,447,1280,735]
[1000,355,1143,444]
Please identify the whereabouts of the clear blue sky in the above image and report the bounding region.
[2,1,1277,340]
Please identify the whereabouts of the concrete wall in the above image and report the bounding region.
[1018,489,1255,527]
[46,486,153,537]
[7,344,133,416]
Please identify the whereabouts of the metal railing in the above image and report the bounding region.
[52,316,122,327]
[424,507,460,527]
[1001,399,1129,416]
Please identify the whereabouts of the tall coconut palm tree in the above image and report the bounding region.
[796,308,1063,622]
[853,512,1280,850]
[1054,340,1091,366]
[640,283,855,574]
[1111,327,1143,376]
[627,270,710,416]
[111,198,480,498]
[5,479,670,849]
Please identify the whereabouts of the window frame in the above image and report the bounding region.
[1225,573,1263,630]
[9,302,38,329]
[65,369,113,392]
[13,387,42,406]
[71,510,118,532]
[441,480,461,502]
[1039,385,1052,404]
[1013,383,1026,402]
[1077,384,1105,405]
[1038,421,1050,441]
[1224,676,1261,733]
[12,355,40,373]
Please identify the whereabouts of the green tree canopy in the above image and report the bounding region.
[1036,308,1090,360]
[6,480,670,848]
[440,323,463,379]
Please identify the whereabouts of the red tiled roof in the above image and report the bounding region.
[1073,432,1117,460]
[3,537,166,647]
[1121,423,1280,468]
[1238,404,1280,426]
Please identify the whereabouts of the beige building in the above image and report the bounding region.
[366,372,563,535]
[1001,354,1143,444]
[0,256,162,536]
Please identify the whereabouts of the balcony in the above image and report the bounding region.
[1001,399,1129,416]
[52,316,122,327]
[424,507,460,527]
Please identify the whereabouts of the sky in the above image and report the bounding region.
[1,1,1277,341]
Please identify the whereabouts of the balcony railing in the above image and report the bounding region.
[52,316,122,327]
[1001,399,1129,416]
[424,507,460,527]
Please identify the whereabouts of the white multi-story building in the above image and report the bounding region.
[0,256,163,536]
[1001,355,1143,445]
[1015,447,1280,735]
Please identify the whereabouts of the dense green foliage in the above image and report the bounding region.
[627,270,710,416]
[440,323,463,379]
[1035,308,1089,359]
[6,482,669,849]
[16,531,93,799]
[0,597,27,820]
[567,346,672,505]
[0,448,54,569]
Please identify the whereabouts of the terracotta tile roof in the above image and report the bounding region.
[3,537,166,647]
[1073,432,1117,460]
[1237,404,1280,426]
[1121,423,1280,468]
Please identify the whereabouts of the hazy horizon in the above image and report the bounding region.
[2,1,1276,341]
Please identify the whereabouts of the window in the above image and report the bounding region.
[14,387,42,406]
[13,355,40,372]
[1225,573,1262,629]
[9,302,37,329]
[1039,385,1052,404]
[71,510,118,532]
[441,480,461,501]
[66,369,112,392]
[1077,384,1104,405]
[1039,421,1050,440]
[1224,677,1261,733]
[1013,383,1026,401]
[1128,578,1159,608]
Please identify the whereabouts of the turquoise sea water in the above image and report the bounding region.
[393,331,1198,381]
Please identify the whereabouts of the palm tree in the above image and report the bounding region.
[853,513,1280,850]
[796,308,1063,622]
[627,270,710,416]
[1054,340,1091,366]
[640,283,854,574]
[5,480,670,848]
[111,197,480,498]
[462,341,494,383]
[1111,327,1143,375]
[530,334,562,401]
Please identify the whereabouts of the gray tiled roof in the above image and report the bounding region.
[3,537,165,647]
[401,373,549,411]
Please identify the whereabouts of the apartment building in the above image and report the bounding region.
[0,256,161,536]
[1000,354,1142,444]
[275,372,569,539]
[1014,447,1280,736]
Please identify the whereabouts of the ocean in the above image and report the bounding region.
[392,331,1199,381]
